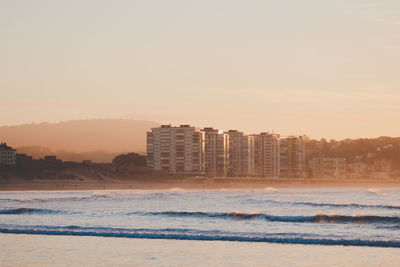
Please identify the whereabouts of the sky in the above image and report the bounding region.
[1,0,399,140]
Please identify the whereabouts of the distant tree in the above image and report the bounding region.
[112,153,146,167]
[306,137,400,170]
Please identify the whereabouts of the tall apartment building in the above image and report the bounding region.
[227,130,255,177]
[310,157,346,179]
[146,125,204,175]
[280,135,308,178]
[254,133,280,178]
[0,143,16,165]
[204,128,229,177]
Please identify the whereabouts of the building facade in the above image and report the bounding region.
[0,143,16,165]
[146,124,310,179]
[280,136,308,178]
[254,133,280,178]
[146,125,204,175]
[310,157,346,179]
[227,130,255,177]
[204,127,229,177]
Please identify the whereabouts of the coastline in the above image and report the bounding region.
[1,177,400,191]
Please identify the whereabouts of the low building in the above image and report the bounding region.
[370,172,390,180]
[0,143,16,165]
[347,162,370,179]
[310,157,346,179]
[373,160,392,172]
[44,155,62,164]
[16,153,33,166]
[370,160,393,180]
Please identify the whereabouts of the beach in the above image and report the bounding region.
[1,176,400,191]
[2,233,399,266]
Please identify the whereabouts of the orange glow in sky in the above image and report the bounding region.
[1,0,399,139]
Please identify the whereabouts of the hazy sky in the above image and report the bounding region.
[1,0,399,139]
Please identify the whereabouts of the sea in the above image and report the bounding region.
[1,187,400,266]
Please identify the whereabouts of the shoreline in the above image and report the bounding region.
[1,177,400,191]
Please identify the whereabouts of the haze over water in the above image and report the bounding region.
[1,187,400,265]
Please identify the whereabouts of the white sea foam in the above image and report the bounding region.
[264,187,278,192]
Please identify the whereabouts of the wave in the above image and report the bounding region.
[246,199,400,210]
[0,191,149,203]
[0,208,63,215]
[281,201,400,210]
[138,211,400,224]
[365,188,382,194]
[16,197,84,203]
[0,225,399,248]
[264,187,278,192]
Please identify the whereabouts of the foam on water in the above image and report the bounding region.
[0,188,399,248]
[1,225,399,248]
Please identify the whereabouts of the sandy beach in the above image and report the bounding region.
[1,177,400,191]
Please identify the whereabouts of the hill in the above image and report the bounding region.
[0,119,159,156]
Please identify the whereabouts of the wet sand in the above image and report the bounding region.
[2,233,399,267]
[1,177,399,191]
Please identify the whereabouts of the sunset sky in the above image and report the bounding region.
[1,0,399,139]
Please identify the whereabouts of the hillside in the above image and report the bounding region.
[307,136,400,170]
[0,119,159,155]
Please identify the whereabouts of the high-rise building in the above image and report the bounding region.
[254,133,280,178]
[204,127,229,177]
[146,125,204,175]
[280,135,308,178]
[146,124,311,179]
[0,142,16,165]
[227,130,255,177]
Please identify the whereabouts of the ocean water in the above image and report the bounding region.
[1,187,400,266]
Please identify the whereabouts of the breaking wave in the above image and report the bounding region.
[246,199,400,210]
[0,225,399,248]
[138,211,400,224]
[282,201,400,210]
[0,191,154,203]
[0,208,63,215]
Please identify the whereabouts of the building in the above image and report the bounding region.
[227,130,255,177]
[0,142,16,165]
[254,133,280,178]
[16,153,33,166]
[372,160,392,173]
[347,162,370,178]
[280,135,308,178]
[241,134,256,177]
[204,127,229,177]
[146,124,204,175]
[310,157,346,179]
[371,159,393,180]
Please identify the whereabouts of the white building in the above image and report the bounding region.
[280,135,308,178]
[0,143,16,165]
[204,127,229,177]
[347,162,370,178]
[310,157,346,179]
[227,130,255,177]
[254,133,280,178]
[146,125,204,175]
